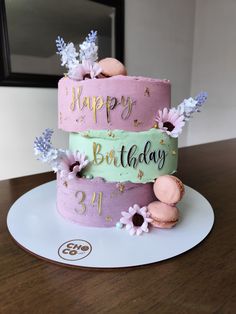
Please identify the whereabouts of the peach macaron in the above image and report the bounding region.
[98,58,127,77]
[148,201,179,229]
[153,175,185,205]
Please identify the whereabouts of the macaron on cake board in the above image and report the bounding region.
[153,175,185,206]
[33,30,208,238]
[148,201,179,229]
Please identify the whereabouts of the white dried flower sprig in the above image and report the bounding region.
[56,31,101,80]
[177,92,208,121]
[56,37,78,69]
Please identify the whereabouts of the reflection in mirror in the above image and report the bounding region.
[5,0,115,76]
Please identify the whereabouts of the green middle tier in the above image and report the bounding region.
[69,129,178,183]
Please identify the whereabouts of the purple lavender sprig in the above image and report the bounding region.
[194,91,208,109]
[177,91,207,121]
[85,30,97,43]
[34,129,54,160]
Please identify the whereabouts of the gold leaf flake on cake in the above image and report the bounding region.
[144,87,150,97]
[137,170,144,180]
[153,122,158,129]
[82,132,90,138]
[133,119,142,127]
[172,150,177,155]
[76,115,85,123]
[105,216,112,222]
[160,139,165,145]
[63,181,68,188]
[117,183,125,193]
[107,130,116,138]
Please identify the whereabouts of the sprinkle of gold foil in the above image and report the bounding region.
[105,216,112,222]
[153,122,158,129]
[63,181,68,188]
[76,115,85,124]
[172,150,176,155]
[144,87,150,97]
[82,132,90,138]
[133,119,142,127]
[160,139,165,145]
[117,183,125,192]
[138,170,144,180]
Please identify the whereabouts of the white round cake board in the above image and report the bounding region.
[7,181,214,269]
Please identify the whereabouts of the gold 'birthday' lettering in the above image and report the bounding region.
[93,142,104,165]
[92,141,167,170]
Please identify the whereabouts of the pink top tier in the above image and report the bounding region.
[58,75,171,132]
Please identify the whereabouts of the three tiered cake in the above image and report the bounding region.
[34,31,207,235]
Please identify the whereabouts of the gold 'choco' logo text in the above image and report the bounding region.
[69,86,136,123]
[58,239,92,261]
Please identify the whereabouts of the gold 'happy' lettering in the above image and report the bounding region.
[69,85,136,124]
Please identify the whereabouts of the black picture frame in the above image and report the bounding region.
[0,0,124,88]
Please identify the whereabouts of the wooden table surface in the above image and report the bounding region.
[1,139,236,313]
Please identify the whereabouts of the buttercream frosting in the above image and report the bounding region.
[57,176,156,227]
[58,75,170,132]
[69,129,178,183]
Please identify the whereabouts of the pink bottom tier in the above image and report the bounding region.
[57,176,156,227]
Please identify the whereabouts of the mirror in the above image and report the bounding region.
[0,0,124,87]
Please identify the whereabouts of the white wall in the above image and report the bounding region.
[125,0,196,147]
[1,0,236,179]
[0,87,68,180]
[189,0,236,145]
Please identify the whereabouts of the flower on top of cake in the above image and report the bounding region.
[56,30,127,81]
[34,129,89,180]
[155,91,208,138]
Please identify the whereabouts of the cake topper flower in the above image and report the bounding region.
[56,30,102,81]
[58,150,89,180]
[155,92,208,137]
[119,204,153,236]
[155,108,185,138]
[34,129,89,180]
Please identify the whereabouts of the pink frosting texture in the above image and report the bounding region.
[57,176,156,227]
[58,75,171,132]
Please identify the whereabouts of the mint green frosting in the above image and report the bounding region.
[69,129,178,183]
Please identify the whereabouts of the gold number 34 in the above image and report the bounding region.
[74,191,103,215]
